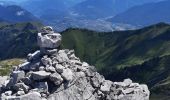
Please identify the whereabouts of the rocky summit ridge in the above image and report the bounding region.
[0,26,150,100]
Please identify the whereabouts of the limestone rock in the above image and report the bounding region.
[123,78,132,87]
[0,76,8,91]
[19,62,31,70]
[4,91,12,96]
[13,83,30,93]
[7,71,25,87]
[100,80,113,93]
[31,71,51,81]
[55,64,65,73]
[40,48,58,55]
[49,73,63,85]
[16,90,25,96]
[45,66,56,73]
[37,32,61,49]
[27,50,41,61]
[61,68,73,82]
[56,50,69,63]
[91,72,104,88]
[41,56,52,66]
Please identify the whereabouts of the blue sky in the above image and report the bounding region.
[0,0,27,3]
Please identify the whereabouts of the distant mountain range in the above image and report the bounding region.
[70,0,115,19]
[0,4,38,23]
[113,0,165,15]
[110,0,170,27]
[0,0,169,31]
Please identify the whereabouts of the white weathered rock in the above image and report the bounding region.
[56,50,69,63]
[100,80,113,93]
[31,71,51,81]
[12,91,42,100]
[123,78,133,87]
[48,76,95,100]
[61,68,73,82]
[39,66,45,71]
[16,90,25,96]
[19,62,31,70]
[37,32,61,49]
[27,50,41,61]
[55,64,65,73]
[91,72,105,88]
[139,84,150,99]
[50,73,63,85]
[41,56,52,66]
[4,91,12,96]
[7,71,25,87]
[0,76,8,88]
[46,66,56,72]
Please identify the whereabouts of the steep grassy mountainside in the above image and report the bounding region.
[62,23,170,70]
[61,23,170,99]
[0,22,42,60]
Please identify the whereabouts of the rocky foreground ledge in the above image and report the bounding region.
[0,26,150,100]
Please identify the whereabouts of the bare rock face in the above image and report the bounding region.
[0,26,150,100]
[37,26,62,49]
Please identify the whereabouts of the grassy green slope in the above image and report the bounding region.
[0,58,24,76]
[62,23,170,73]
[0,22,42,60]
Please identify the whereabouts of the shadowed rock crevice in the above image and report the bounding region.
[0,26,150,100]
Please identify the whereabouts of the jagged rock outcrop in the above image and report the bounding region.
[0,26,150,100]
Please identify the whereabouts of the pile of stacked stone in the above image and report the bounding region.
[0,26,150,100]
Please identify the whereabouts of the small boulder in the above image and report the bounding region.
[27,50,41,61]
[61,68,73,82]
[16,90,25,96]
[91,72,105,88]
[50,73,63,85]
[100,80,113,93]
[123,79,132,87]
[41,56,52,66]
[46,66,56,73]
[4,91,12,96]
[37,32,62,49]
[56,50,69,63]
[40,48,58,55]
[18,91,42,100]
[19,62,31,70]
[31,71,51,81]
[55,64,65,73]
[13,83,30,93]
[10,71,25,85]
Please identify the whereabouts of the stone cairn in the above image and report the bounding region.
[0,26,150,100]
